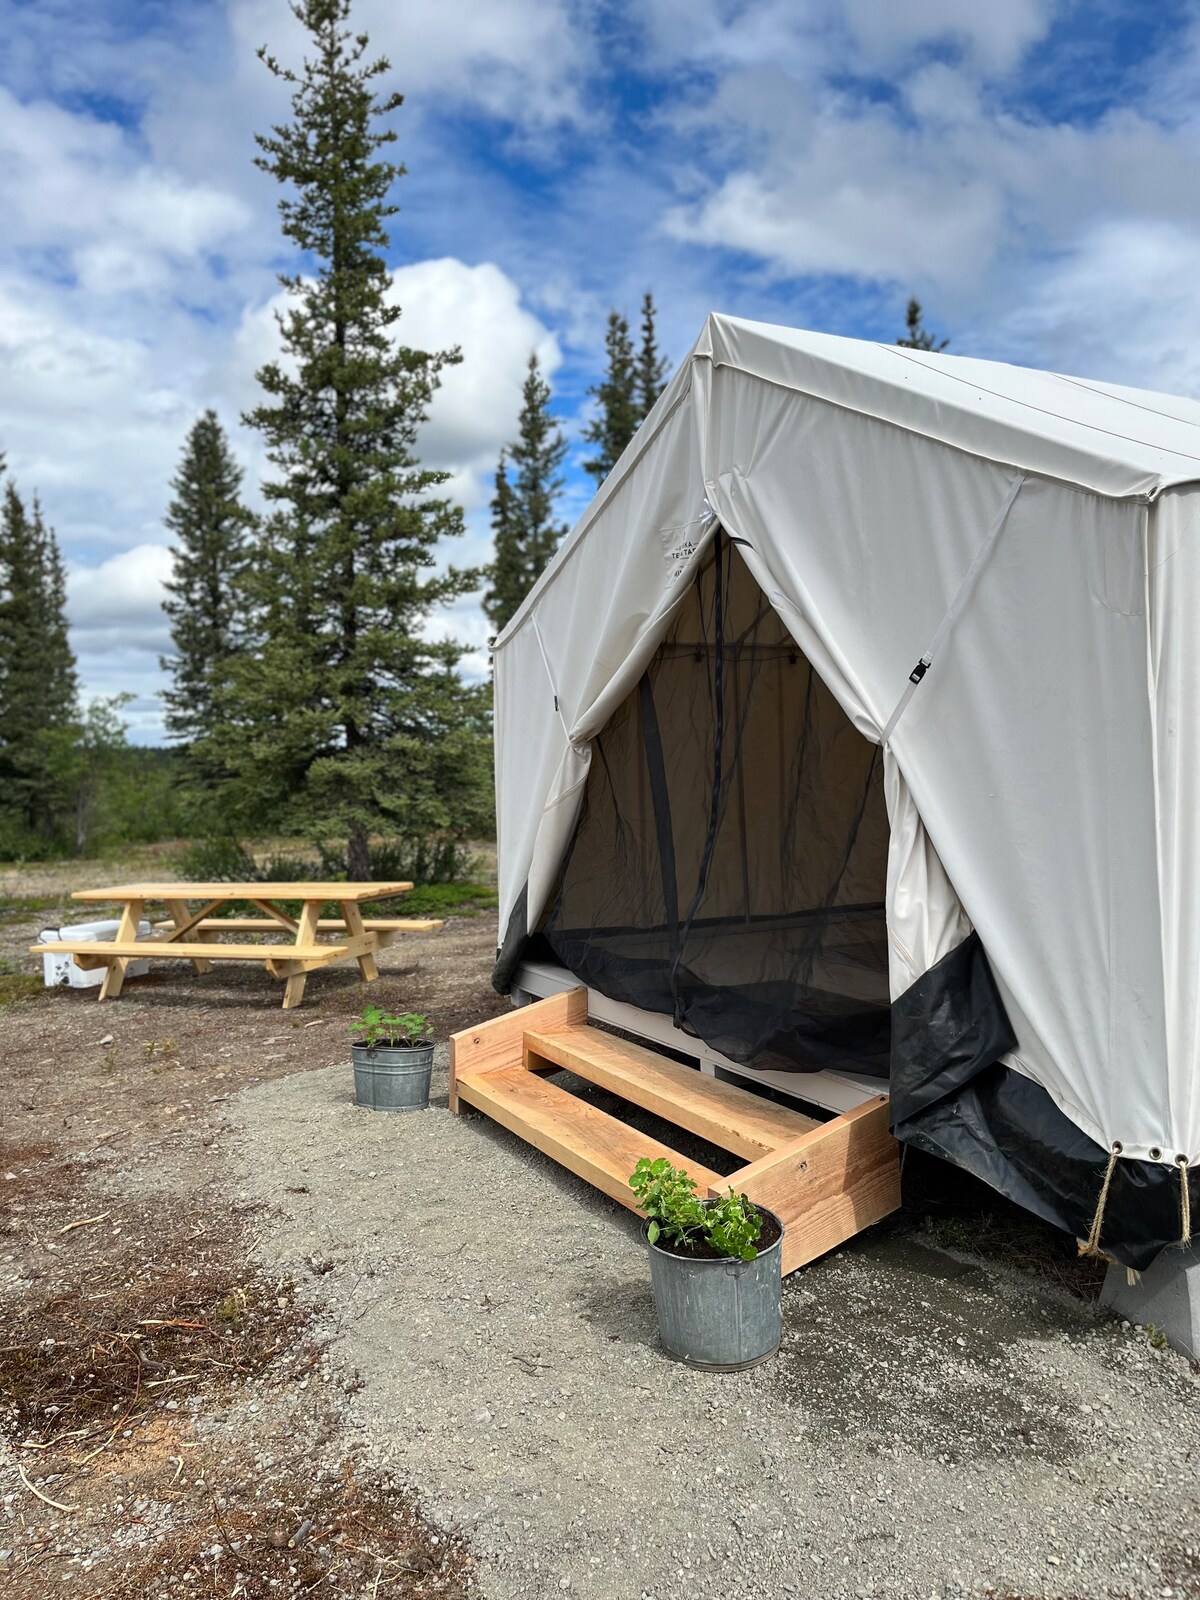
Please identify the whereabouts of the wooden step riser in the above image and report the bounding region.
[729,1097,899,1274]
[448,988,588,1114]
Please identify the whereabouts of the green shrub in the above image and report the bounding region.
[316,834,479,886]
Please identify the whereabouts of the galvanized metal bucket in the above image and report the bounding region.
[645,1208,783,1371]
[351,1041,435,1112]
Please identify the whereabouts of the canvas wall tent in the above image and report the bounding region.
[490,314,1200,1270]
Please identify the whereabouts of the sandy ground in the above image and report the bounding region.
[1,869,1198,1598]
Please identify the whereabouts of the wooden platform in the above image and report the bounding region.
[451,990,901,1275]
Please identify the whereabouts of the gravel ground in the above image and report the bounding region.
[225,1046,1200,1600]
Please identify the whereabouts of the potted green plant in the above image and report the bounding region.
[349,1007,435,1112]
[629,1157,783,1371]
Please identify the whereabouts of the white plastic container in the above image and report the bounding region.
[39,920,152,989]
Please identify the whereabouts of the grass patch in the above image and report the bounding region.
[378,882,498,918]
[0,892,72,923]
[0,972,45,1009]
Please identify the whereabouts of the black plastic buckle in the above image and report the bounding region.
[909,659,930,685]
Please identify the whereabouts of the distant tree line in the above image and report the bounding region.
[0,456,182,859]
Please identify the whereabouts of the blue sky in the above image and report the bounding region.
[2,0,1199,741]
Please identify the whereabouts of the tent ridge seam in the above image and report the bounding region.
[704,355,1169,503]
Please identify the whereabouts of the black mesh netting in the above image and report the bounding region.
[535,531,892,1075]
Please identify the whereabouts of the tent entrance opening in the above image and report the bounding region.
[535,531,892,1077]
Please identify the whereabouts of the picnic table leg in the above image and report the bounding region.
[279,900,321,1009]
[341,902,379,983]
[99,898,144,1002]
[166,899,213,974]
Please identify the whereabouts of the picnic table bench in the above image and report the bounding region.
[31,882,443,1009]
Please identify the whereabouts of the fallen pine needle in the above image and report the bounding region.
[56,1212,110,1236]
[17,1463,77,1513]
[137,1318,207,1330]
[145,1373,200,1389]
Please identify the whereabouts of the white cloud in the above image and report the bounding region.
[40,255,556,728]
[67,545,175,739]
[0,276,204,549]
[995,219,1200,396]
[225,0,590,135]
[664,94,1004,287]
[68,544,175,637]
[0,85,251,302]
[231,257,561,507]
[840,0,1054,73]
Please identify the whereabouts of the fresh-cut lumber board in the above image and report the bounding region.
[70,882,414,902]
[456,1066,723,1209]
[523,1023,819,1160]
[155,917,444,934]
[32,940,347,965]
[727,1096,900,1275]
[448,987,587,1113]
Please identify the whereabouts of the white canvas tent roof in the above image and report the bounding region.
[491,314,1200,1267]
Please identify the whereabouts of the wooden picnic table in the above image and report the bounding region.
[31,882,443,1009]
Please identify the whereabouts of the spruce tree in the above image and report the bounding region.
[0,474,78,841]
[160,410,252,769]
[224,0,479,877]
[483,354,567,637]
[583,310,638,486]
[636,293,670,419]
[897,298,949,352]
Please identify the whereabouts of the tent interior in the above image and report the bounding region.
[529,530,894,1080]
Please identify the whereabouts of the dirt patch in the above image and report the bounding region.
[0,865,499,1596]
[0,1199,303,1446]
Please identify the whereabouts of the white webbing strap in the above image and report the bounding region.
[881,472,1026,747]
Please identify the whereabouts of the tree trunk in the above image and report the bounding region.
[346,819,371,881]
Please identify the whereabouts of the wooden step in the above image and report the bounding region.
[455,1066,723,1210]
[523,1023,820,1161]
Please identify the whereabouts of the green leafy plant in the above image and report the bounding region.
[628,1157,764,1262]
[350,1005,433,1051]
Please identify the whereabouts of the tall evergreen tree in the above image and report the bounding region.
[636,292,670,419]
[0,473,78,839]
[483,354,568,637]
[220,0,480,876]
[897,298,949,352]
[583,310,638,486]
[160,410,252,768]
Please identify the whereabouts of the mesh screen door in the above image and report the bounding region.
[537,531,892,1075]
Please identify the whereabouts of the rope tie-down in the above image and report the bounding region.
[1078,1145,1193,1275]
[1078,1142,1122,1260]
[1178,1155,1192,1249]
